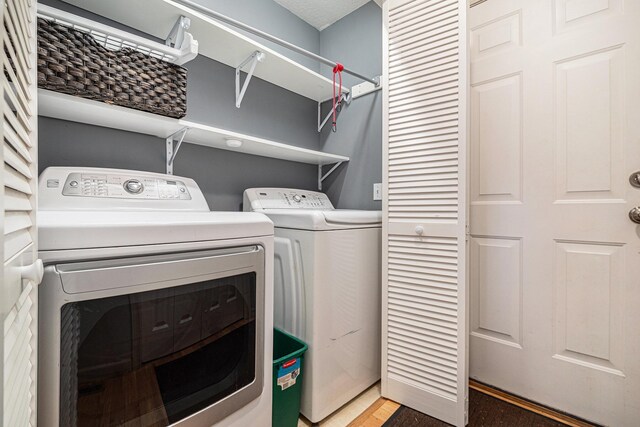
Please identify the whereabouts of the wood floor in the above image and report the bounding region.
[348,381,597,427]
[347,399,400,427]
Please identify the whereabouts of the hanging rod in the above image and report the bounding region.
[172,0,380,87]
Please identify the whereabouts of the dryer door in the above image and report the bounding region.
[40,246,265,427]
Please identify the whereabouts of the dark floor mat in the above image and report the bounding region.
[383,389,569,427]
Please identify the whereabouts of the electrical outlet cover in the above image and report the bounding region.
[373,183,382,201]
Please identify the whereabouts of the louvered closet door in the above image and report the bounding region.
[382,0,468,425]
[1,0,39,426]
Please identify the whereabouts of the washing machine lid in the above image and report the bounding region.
[258,209,382,231]
[243,188,381,230]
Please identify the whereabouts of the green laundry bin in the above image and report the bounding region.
[272,328,308,427]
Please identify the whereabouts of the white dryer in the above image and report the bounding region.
[38,167,274,427]
[244,188,382,423]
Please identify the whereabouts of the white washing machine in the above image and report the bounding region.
[38,167,274,427]
[244,188,382,423]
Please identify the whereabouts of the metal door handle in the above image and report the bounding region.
[630,207,640,224]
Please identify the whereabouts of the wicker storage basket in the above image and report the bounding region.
[37,17,187,118]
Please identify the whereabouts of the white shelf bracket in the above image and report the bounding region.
[165,16,199,65]
[236,51,266,108]
[318,162,344,190]
[166,127,190,175]
[317,93,352,133]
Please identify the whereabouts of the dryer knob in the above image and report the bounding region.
[124,179,144,194]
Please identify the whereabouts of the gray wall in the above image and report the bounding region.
[319,2,383,210]
[38,0,382,211]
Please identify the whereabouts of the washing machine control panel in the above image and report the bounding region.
[60,172,191,200]
[244,188,334,210]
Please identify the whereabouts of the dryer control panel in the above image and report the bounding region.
[243,188,335,211]
[60,172,191,200]
[39,167,210,211]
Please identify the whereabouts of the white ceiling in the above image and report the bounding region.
[274,0,377,31]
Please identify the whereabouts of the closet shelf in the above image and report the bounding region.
[60,0,345,102]
[179,121,348,165]
[38,90,349,166]
[38,4,197,65]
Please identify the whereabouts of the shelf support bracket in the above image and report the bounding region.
[165,16,198,65]
[166,127,189,175]
[318,162,343,190]
[166,16,190,49]
[236,51,266,108]
[317,93,352,132]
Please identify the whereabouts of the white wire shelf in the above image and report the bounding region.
[38,90,349,166]
[37,4,198,65]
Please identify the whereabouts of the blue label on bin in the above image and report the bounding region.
[277,358,301,390]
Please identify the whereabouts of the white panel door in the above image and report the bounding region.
[469,0,640,425]
[1,0,39,426]
[382,0,468,425]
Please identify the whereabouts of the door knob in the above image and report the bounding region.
[415,225,424,235]
[630,207,640,224]
[630,172,640,188]
[18,259,44,284]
